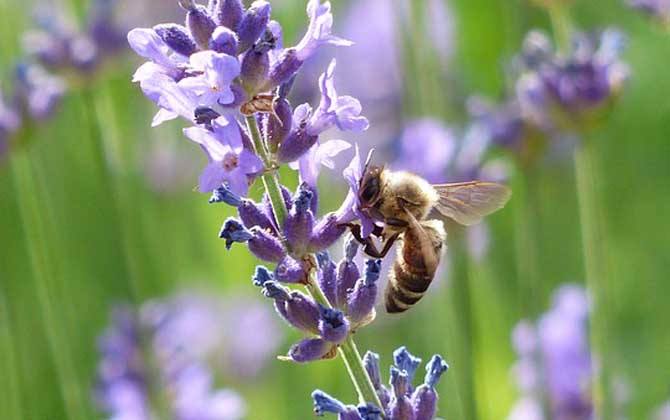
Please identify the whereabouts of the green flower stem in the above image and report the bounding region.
[513,164,542,317]
[574,141,613,418]
[547,3,572,52]
[9,147,88,420]
[245,115,288,228]
[245,115,382,410]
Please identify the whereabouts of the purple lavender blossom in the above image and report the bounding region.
[96,292,280,419]
[277,59,368,163]
[335,145,379,238]
[184,116,263,194]
[312,346,449,418]
[627,0,670,23]
[507,284,593,420]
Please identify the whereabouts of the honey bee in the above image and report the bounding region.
[347,154,511,313]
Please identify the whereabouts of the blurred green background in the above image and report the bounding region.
[1,0,669,419]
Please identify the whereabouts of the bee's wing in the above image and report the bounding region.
[432,181,511,226]
[403,208,439,275]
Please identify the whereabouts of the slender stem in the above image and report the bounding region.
[573,141,612,418]
[244,115,382,409]
[547,3,572,52]
[448,232,478,420]
[512,164,542,317]
[245,115,288,227]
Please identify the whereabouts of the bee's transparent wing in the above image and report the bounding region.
[432,181,511,226]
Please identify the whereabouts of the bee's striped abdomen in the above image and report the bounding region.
[384,220,446,313]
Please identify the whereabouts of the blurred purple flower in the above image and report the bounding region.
[14,63,66,120]
[393,118,456,183]
[654,401,670,420]
[508,284,593,420]
[96,291,281,419]
[627,0,670,22]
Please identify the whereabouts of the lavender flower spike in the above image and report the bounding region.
[347,259,381,325]
[412,355,449,420]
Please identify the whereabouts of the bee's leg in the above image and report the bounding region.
[343,223,368,246]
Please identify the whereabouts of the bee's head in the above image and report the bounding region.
[359,165,384,209]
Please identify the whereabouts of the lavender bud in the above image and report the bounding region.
[357,404,384,420]
[284,185,315,257]
[283,291,320,334]
[209,26,238,55]
[389,367,414,420]
[248,227,285,262]
[216,0,244,30]
[219,218,252,249]
[276,126,318,163]
[316,252,338,307]
[390,366,410,398]
[288,337,333,363]
[336,249,360,308]
[238,199,275,232]
[411,385,437,420]
[236,0,271,53]
[274,255,307,283]
[261,280,290,301]
[346,259,380,325]
[208,184,241,206]
[423,355,449,388]
[309,213,346,253]
[363,351,383,390]
[266,97,292,153]
[153,23,197,56]
[312,390,361,418]
[252,265,274,286]
[194,106,221,128]
[240,46,271,94]
[318,306,349,344]
[393,346,422,384]
[266,48,302,91]
[180,0,217,49]
[412,356,448,420]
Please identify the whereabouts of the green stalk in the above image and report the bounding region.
[245,115,288,227]
[573,140,612,418]
[448,232,478,420]
[244,115,383,410]
[512,164,542,317]
[547,3,572,52]
[9,150,88,420]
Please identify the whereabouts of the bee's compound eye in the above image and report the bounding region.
[360,177,380,205]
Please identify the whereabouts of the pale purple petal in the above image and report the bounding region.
[295,0,353,61]
[127,28,175,70]
[199,162,227,192]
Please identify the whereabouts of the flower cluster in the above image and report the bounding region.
[0,0,124,156]
[250,234,380,363]
[507,284,593,420]
[128,0,367,196]
[95,292,281,419]
[627,0,670,24]
[312,346,449,419]
[471,29,628,163]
